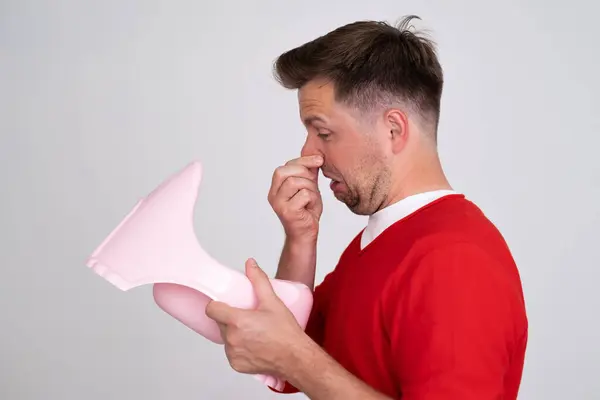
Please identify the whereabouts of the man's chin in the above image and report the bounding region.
[331,189,345,203]
[332,191,362,214]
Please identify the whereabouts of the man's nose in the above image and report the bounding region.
[300,136,323,159]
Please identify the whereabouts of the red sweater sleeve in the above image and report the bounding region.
[382,242,526,400]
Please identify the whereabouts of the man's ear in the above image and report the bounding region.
[385,108,409,154]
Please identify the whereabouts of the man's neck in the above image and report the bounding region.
[382,147,452,210]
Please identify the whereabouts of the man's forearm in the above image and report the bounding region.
[286,338,392,400]
[275,236,317,290]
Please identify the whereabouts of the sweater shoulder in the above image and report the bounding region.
[383,196,524,302]
[378,195,517,271]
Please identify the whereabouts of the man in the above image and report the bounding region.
[205,15,528,399]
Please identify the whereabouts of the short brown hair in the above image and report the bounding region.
[273,15,444,132]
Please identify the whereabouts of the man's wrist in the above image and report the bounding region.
[283,334,326,388]
[283,334,391,400]
[276,235,318,289]
[284,335,346,398]
[285,234,318,251]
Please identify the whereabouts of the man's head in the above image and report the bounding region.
[273,15,445,215]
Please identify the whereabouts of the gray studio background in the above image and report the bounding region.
[1,0,598,399]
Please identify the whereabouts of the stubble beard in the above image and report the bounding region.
[339,158,391,216]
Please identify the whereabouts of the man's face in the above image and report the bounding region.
[297,79,392,215]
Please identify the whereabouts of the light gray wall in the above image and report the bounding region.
[1,0,598,399]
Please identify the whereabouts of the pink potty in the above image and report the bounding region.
[85,161,313,391]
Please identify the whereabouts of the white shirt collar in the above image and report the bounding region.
[360,190,458,249]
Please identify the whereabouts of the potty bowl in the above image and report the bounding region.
[85,160,314,391]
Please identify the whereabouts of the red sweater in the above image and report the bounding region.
[273,194,528,399]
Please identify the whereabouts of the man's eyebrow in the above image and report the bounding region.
[302,115,327,126]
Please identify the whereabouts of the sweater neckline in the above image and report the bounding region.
[355,193,466,256]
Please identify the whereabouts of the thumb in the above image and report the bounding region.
[245,258,276,305]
